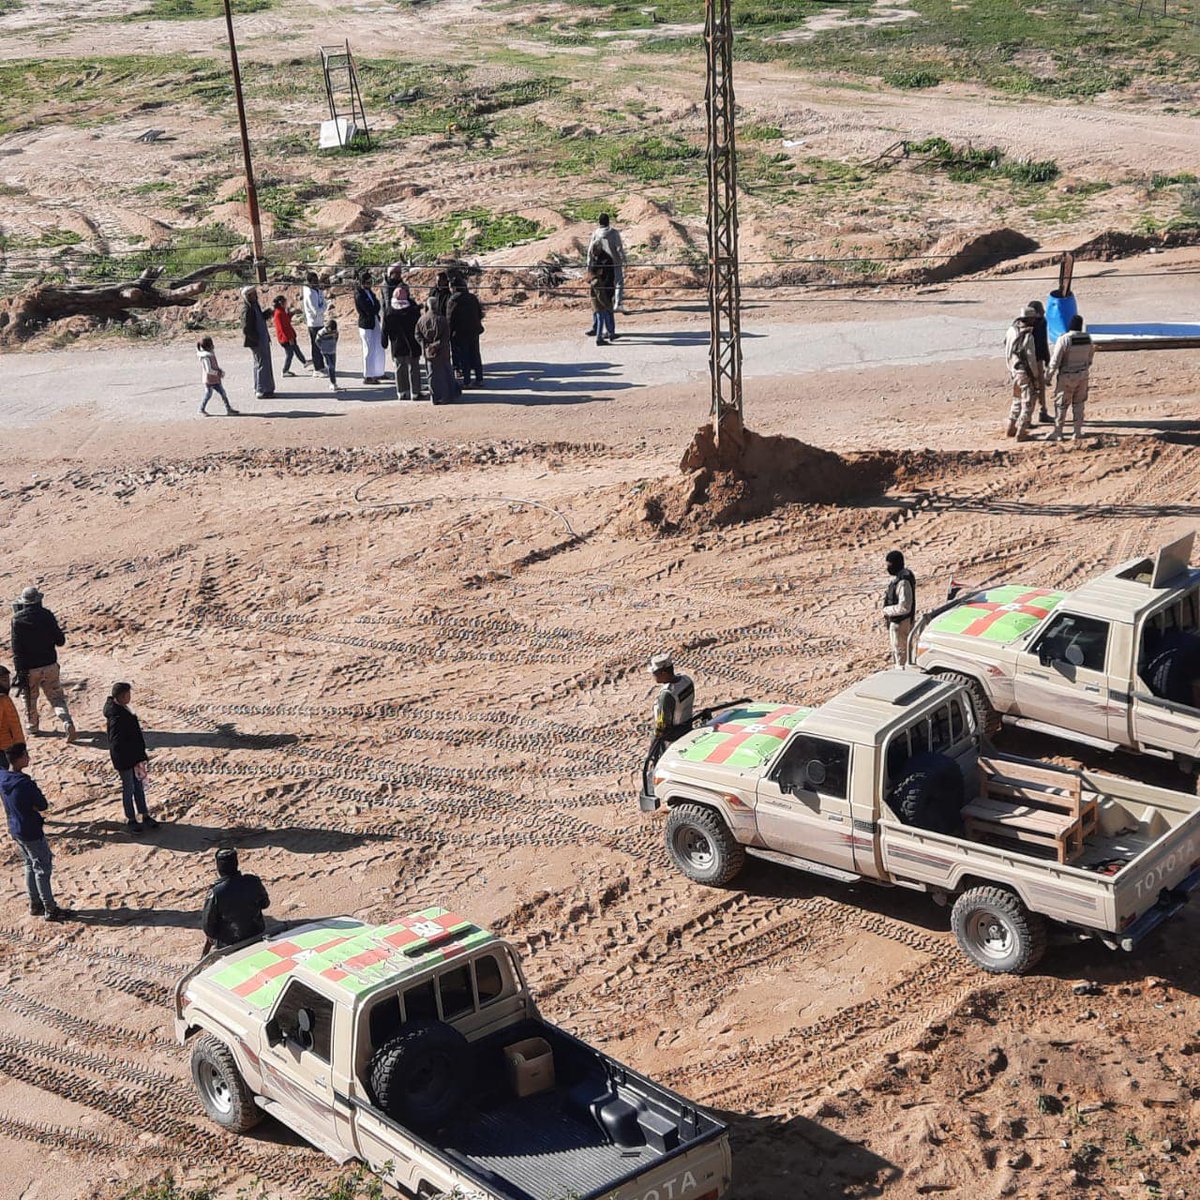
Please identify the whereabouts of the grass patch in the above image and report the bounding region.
[905,136,1058,185]
[561,198,613,223]
[361,209,545,265]
[82,223,244,283]
[1150,171,1199,190]
[741,121,784,141]
[128,0,271,18]
[883,68,941,89]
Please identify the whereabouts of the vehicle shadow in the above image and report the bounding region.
[714,1108,901,1198]
[69,905,200,929]
[146,726,301,751]
[45,819,390,855]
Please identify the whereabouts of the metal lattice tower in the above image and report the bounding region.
[705,0,744,450]
[320,42,371,149]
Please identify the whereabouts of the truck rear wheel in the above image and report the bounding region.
[368,1020,471,1132]
[191,1033,262,1133]
[665,804,746,886]
[891,752,965,835]
[938,672,1001,738]
[951,886,1046,974]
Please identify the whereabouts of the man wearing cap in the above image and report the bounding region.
[882,551,917,668]
[642,654,696,800]
[201,848,271,956]
[11,586,75,743]
[1004,306,1040,441]
[1,743,64,921]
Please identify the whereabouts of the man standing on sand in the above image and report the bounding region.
[11,586,75,743]
[1,744,64,921]
[882,550,917,668]
[1048,314,1096,444]
[588,214,628,312]
[1028,299,1052,426]
[1004,305,1039,441]
[201,848,270,956]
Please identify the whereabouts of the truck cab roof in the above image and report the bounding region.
[200,908,496,1012]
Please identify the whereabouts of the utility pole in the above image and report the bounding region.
[705,0,744,451]
[222,0,267,284]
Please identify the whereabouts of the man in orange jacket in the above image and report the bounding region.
[0,666,23,769]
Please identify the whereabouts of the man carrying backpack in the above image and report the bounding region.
[1004,306,1040,442]
[588,214,627,312]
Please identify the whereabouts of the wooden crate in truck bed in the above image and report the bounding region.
[963,758,1098,864]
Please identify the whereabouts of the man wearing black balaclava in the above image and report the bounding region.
[882,551,917,668]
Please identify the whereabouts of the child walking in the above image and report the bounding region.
[316,319,340,393]
[104,682,159,836]
[196,337,238,416]
[272,295,308,376]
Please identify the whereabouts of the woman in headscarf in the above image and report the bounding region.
[354,270,387,384]
[415,294,456,405]
[240,285,275,399]
[383,280,423,401]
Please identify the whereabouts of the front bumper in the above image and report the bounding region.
[1119,865,1200,951]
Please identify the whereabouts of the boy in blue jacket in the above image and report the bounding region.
[0,743,62,920]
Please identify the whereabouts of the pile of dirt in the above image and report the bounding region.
[894,227,1039,284]
[631,423,892,531]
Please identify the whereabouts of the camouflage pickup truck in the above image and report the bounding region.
[647,671,1200,974]
[913,533,1200,782]
[175,908,731,1200]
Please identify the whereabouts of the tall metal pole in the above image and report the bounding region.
[705,0,744,451]
[222,0,267,284]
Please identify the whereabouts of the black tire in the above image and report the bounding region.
[890,751,965,835]
[1143,632,1200,706]
[368,1020,471,1132]
[951,886,1047,974]
[191,1033,262,1133]
[938,671,1001,738]
[665,803,746,886]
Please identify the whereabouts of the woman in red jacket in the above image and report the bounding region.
[272,295,309,376]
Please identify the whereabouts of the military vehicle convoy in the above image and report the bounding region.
[647,671,1200,974]
[913,533,1200,783]
[175,908,731,1200]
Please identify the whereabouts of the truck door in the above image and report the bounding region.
[1014,611,1112,741]
[261,980,347,1154]
[755,733,857,873]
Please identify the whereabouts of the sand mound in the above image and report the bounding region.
[897,227,1038,283]
[313,199,378,234]
[618,195,672,225]
[633,424,889,531]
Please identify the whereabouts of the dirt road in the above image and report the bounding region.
[2,247,1200,1199]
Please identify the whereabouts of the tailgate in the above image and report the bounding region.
[598,1132,732,1200]
[1113,806,1200,937]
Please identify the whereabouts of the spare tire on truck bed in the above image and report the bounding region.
[368,1020,472,1132]
[1143,631,1200,707]
[889,751,965,836]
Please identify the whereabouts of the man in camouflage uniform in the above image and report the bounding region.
[642,653,695,801]
[1004,305,1040,441]
[1047,315,1095,443]
[1028,299,1052,425]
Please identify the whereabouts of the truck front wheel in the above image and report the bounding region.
[665,804,746,886]
[938,672,1001,738]
[191,1033,262,1133]
[951,886,1046,974]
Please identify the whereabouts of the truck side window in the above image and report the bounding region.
[885,731,911,785]
[1034,613,1110,672]
[438,964,474,1020]
[403,978,438,1023]
[273,982,335,1063]
[772,735,850,799]
[474,954,505,1006]
[949,699,965,743]
[930,706,952,753]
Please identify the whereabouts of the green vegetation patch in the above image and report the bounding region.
[904,136,1058,185]
[360,209,545,265]
[128,0,272,19]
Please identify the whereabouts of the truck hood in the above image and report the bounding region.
[927,585,1067,644]
[667,703,811,769]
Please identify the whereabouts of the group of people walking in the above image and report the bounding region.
[208,268,489,412]
[1004,300,1095,443]
[0,587,163,923]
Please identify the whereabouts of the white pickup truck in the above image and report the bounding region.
[646,671,1200,974]
[913,533,1200,783]
[175,908,731,1200]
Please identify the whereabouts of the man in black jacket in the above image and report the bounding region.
[11,586,75,743]
[882,550,918,668]
[104,682,158,835]
[201,848,270,956]
[447,281,485,388]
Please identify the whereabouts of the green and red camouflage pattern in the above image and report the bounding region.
[928,585,1067,644]
[675,704,811,768]
[207,908,494,1011]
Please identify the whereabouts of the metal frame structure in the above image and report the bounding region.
[704,0,744,449]
[320,42,371,149]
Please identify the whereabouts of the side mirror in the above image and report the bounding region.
[265,1018,283,1047]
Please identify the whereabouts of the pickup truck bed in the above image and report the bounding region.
[425,1019,723,1200]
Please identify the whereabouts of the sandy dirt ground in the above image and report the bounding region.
[1,248,1200,1200]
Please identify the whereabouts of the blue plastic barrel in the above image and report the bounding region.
[1046,289,1077,341]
